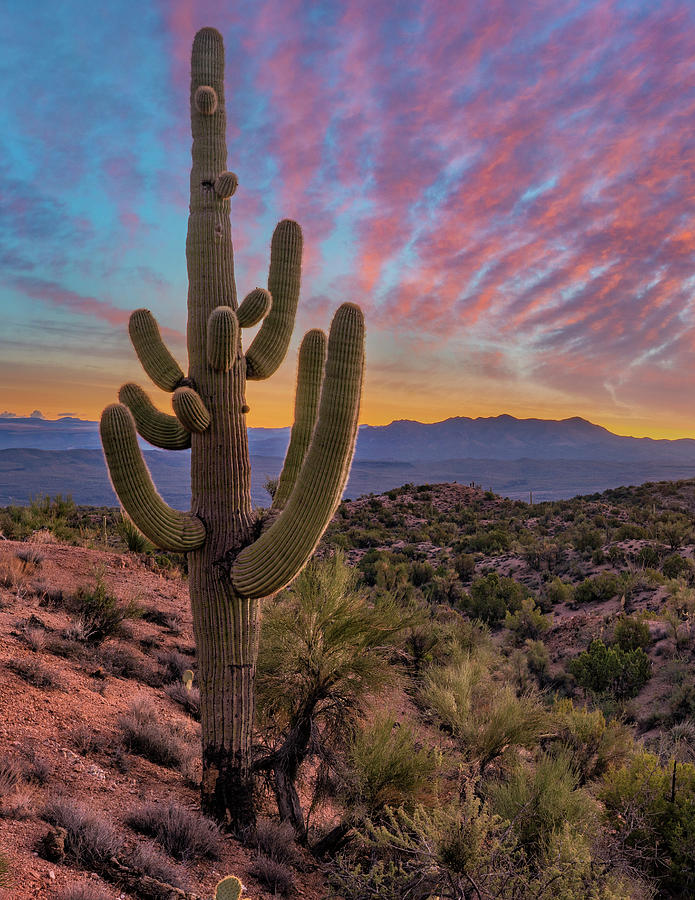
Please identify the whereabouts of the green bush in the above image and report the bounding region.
[568,639,651,699]
[662,553,691,580]
[573,573,621,605]
[341,716,438,817]
[612,615,651,652]
[524,639,550,680]
[550,698,633,783]
[463,573,528,627]
[490,752,596,857]
[72,574,133,643]
[600,751,695,895]
[504,597,551,641]
[545,577,574,606]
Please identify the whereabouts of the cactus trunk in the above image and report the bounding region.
[99,26,364,832]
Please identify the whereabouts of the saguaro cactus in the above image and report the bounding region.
[100,27,364,830]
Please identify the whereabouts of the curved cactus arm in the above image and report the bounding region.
[129,309,185,392]
[215,876,243,900]
[118,383,191,450]
[237,287,271,329]
[272,329,327,511]
[172,386,211,432]
[100,403,205,551]
[233,304,363,599]
[245,219,303,380]
[207,306,239,371]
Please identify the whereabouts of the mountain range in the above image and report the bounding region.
[1,413,695,506]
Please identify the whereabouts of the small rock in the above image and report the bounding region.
[48,870,55,880]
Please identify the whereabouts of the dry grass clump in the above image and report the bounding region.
[9,657,62,689]
[0,758,36,820]
[251,818,300,866]
[15,546,45,566]
[56,882,113,900]
[165,681,201,719]
[125,801,221,861]
[249,855,296,896]
[118,698,188,769]
[0,556,31,590]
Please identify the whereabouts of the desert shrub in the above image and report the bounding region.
[616,523,647,540]
[127,840,187,888]
[10,657,61,689]
[490,752,596,857]
[157,649,192,682]
[635,544,663,569]
[668,679,695,724]
[0,556,31,590]
[165,681,201,719]
[249,855,295,896]
[56,883,113,900]
[612,615,651,652]
[125,801,220,861]
[421,652,547,773]
[140,605,181,632]
[71,576,131,643]
[118,698,186,769]
[662,553,691,580]
[524,639,550,679]
[340,716,438,818]
[256,554,403,834]
[409,560,435,587]
[504,596,551,640]
[573,573,621,605]
[250,818,299,865]
[43,796,124,868]
[464,528,511,554]
[462,573,528,627]
[452,552,476,580]
[569,639,651,699]
[573,526,603,552]
[100,643,160,686]
[550,698,633,783]
[600,751,695,895]
[15,547,45,566]
[117,513,151,553]
[545,577,574,606]
[0,854,8,886]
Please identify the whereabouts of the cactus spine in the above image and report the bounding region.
[99,27,364,831]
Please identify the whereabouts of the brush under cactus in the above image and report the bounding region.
[100,26,364,830]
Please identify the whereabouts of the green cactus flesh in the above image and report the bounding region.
[207,306,239,371]
[128,309,184,392]
[100,404,205,551]
[245,220,303,380]
[172,386,211,432]
[272,328,327,511]
[99,25,364,828]
[236,287,271,329]
[215,876,243,900]
[118,383,191,450]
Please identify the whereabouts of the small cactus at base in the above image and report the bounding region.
[215,875,243,900]
[182,669,194,691]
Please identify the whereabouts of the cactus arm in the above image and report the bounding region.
[236,287,271,329]
[129,309,185,392]
[233,303,363,598]
[245,219,303,380]
[172,386,211,432]
[207,306,239,371]
[214,171,238,198]
[100,403,205,551]
[272,329,327,511]
[118,383,191,450]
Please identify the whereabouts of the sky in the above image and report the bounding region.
[2,0,695,438]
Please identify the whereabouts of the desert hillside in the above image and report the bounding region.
[1,480,695,898]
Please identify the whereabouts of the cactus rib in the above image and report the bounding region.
[129,309,184,392]
[118,383,191,449]
[233,303,363,598]
[237,287,271,329]
[272,329,327,511]
[207,306,239,371]
[100,403,205,551]
[173,386,211,432]
[245,220,303,380]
